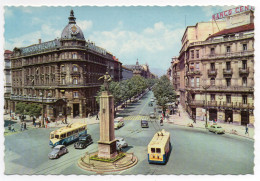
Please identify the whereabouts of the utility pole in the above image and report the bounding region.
[202,82,210,128]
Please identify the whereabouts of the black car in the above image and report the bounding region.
[141,120,149,128]
[74,134,93,149]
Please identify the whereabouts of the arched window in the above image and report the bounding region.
[61,65,65,72]
[73,65,78,72]
[73,78,78,85]
[210,78,215,86]
[72,53,77,59]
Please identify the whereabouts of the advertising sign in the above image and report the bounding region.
[212,5,254,21]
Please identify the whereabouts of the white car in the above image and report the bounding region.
[116,137,128,151]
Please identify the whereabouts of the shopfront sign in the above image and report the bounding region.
[212,5,254,20]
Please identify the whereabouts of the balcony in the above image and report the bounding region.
[188,100,204,106]
[10,95,57,103]
[187,70,201,76]
[239,68,249,76]
[202,50,254,60]
[70,71,81,77]
[222,102,233,108]
[207,101,217,107]
[239,103,254,109]
[207,69,217,76]
[223,68,233,76]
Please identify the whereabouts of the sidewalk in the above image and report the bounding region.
[167,105,254,140]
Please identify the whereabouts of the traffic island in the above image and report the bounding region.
[78,151,138,173]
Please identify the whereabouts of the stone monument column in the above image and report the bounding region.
[98,91,118,159]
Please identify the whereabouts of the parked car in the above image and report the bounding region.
[48,145,68,159]
[149,112,156,119]
[208,124,225,134]
[141,120,149,128]
[74,134,93,149]
[116,137,128,151]
[151,98,154,102]
[148,102,153,107]
[114,117,124,129]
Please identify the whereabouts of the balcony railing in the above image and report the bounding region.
[187,100,254,109]
[187,70,201,76]
[207,69,217,76]
[207,101,217,107]
[10,95,57,103]
[239,68,249,75]
[70,71,81,76]
[188,100,204,106]
[223,68,233,76]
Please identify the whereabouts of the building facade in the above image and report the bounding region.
[124,59,153,79]
[4,50,13,114]
[176,10,254,126]
[8,10,122,119]
[122,65,133,80]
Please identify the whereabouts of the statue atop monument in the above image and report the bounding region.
[98,72,112,91]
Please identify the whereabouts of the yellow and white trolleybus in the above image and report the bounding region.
[49,123,87,147]
[148,129,171,164]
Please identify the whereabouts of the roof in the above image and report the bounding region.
[5,50,12,54]
[51,122,87,135]
[148,129,170,147]
[207,23,254,40]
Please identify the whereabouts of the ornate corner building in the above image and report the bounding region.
[8,10,122,119]
[171,9,254,126]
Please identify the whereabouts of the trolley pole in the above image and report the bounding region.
[202,83,210,128]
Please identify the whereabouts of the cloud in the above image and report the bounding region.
[77,20,93,31]
[5,24,61,50]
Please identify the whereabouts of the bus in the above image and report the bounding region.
[147,129,171,164]
[49,123,87,147]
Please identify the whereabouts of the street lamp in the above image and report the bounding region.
[202,80,210,128]
[39,91,44,128]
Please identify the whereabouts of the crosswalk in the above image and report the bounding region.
[123,115,150,121]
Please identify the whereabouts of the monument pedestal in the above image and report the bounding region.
[97,91,118,159]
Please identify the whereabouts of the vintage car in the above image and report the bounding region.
[114,117,124,129]
[149,112,156,119]
[48,145,68,159]
[208,124,225,134]
[74,134,93,149]
[116,137,128,151]
[148,102,153,107]
[141,120,149,128]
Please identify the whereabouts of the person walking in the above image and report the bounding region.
[245,124,249,135]
[11,124,15,132]
[24,122,27,130]
[179,110,181,117]
[8,123,11,131]
[228,117,231,124]
[20,122,24,131]
[96,113,99,120]
[160,117,163,126]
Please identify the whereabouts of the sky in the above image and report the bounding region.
[4,6,237,76]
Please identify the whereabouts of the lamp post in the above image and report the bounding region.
[40,91,44,128]
[202,81,210,128]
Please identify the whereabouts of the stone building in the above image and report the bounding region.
[122,65,133,80]
[124,59,153,79]
[167,56,180,101]
[4,50,12,114]
[9,10,122,119]
[176,10,254,126]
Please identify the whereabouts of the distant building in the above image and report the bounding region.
[8,10,122,119]
[124,59,154,79]
[167,56,180,101]
[122,65,133,80]
[172,9,254,126]
[4,50,12,114]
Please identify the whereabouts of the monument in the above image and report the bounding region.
[97,72,118,158]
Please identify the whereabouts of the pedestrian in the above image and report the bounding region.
[20,122,24,131]
[179,110,180,117]
[24,122,27,130]
[65,114,67,124]
[245,124,249,135]
[8,123,11,131]
[160,117,163,126]
[96,113,99,120]
[228,117,231,124]
[39,121,41,128]
[193,116,196,123]
[11,124,15,132]
[32,117,36,126]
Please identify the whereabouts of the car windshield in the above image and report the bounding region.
[114,121,119,123]
[142,121,148,123]
[55,135,59,139]
[79,137,87,141]
[54,147,60,151]
[50,134,54,139]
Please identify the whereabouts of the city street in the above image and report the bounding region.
[4,91,254,175]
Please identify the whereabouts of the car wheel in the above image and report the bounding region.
[56,154,60,159]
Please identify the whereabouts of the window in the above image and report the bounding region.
[73,78,78,85]
[242,60,247,69]
[242,77,247,87]
[190,63,194,71]
[196,50,199,58]
[226,62,231,70]
[243,44,247,51]
[226,46,230,53]
[210,48,215,54]
[242,95,247,104]
[61,134,66,139]
[210,63,215,71]
[210,78,215,86]
[72,53,77,59]
[196,77,200,87]
[211,94,215,101]
[73,91,79,98]
[62,78,65,85]
[226,95,231,103]
[73,65,78,72]
[196,63,199,70]
[151,148,155,153]
[191,78,194,87]
[61,65,65,72]
[191,50,194,59]
[55,135,59,139]
[192,94,195,100]
[156,148,161,153]
[226,78,231,87]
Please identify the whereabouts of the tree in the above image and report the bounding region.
[152,75,176,115]
[15,102,27,116]
[15,102,42,119]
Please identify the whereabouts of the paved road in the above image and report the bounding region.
[4,91,254,175]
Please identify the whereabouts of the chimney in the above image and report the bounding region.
[39,39,42,44]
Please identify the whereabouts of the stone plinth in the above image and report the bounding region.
[98,91,118,159]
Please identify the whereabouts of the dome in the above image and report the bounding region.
[61,10,85,40]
